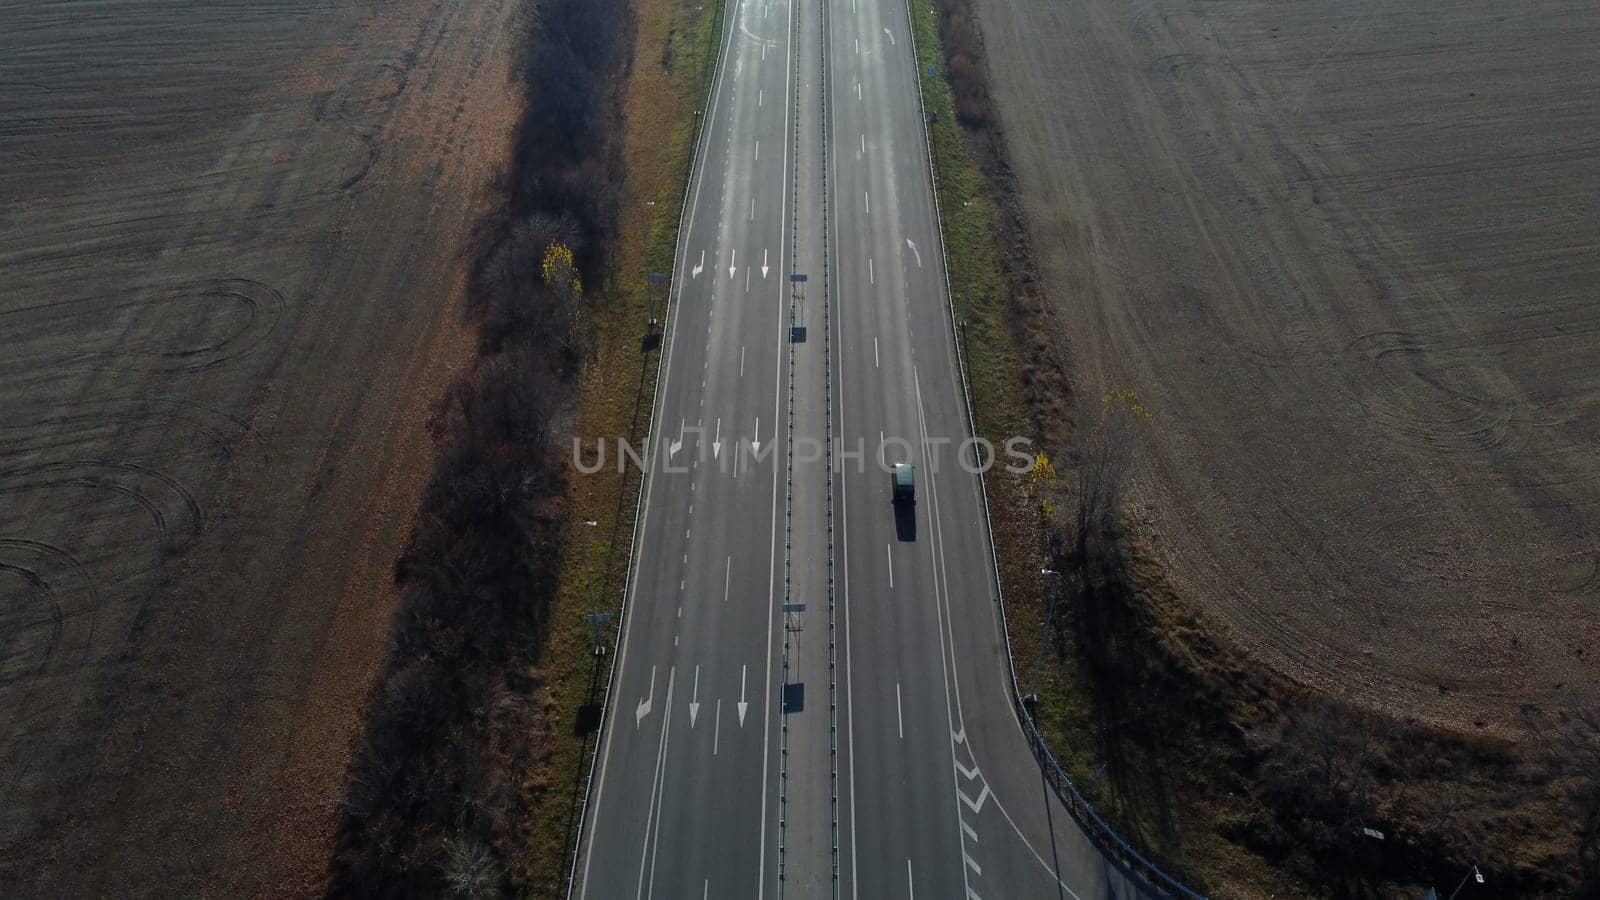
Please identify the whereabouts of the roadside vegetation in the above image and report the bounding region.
[325,0,633,895]
[906,0,1600,897]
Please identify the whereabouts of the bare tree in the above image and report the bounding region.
[1074,390,1148,566]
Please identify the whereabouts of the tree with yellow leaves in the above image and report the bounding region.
[542,241,582,295]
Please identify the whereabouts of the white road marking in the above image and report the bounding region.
[738,664,749,726]
[724,556,732,604]
[636,666,657,727]
[689,665,701,727]
[857,81,862,100]
[729,248,737,280]
[761,248,769,278]
[636,666,675,899]
[907,860,915,899]
[753,417,762,454]
[874,337,879,368]
[750,196,755,220]
[961,819,978,842]
[714,699,722,755]
[963,853,981,877]
[896,683,904,739]
[884,26,896,45]
[692,249,705,278]
[906,237,922,267]
[959,783,992,814]
[861,132,865,153]
[712,417,722,459]
[868,257,874,284]
[865,191,870,215]
[755,139,759,161]
[741,345,746,376]
[886,543,894,587]
[759,88,763,107]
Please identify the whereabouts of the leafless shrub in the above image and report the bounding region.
[444,838,502,899]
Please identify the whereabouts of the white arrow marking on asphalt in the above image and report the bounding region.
[752,417,761,455]
[636,665,656,727]
[761,249,769,279]
[728,249,737,280]
[884,27,895,45]
[689,665,701,727]
[692,249,704,278]
[737,665,749,726]
[712,417,721,459]
[906,237,922,267]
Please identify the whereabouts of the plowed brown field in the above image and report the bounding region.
[974,0,1600,730]
[0,1,520,894]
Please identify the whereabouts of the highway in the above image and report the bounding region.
[571,0,1166,897]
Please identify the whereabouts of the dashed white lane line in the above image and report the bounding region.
[886,543,894,588]
[896,682,904,739]
[907,860,915,899]
[868,257,874,284]
[874,337,879,368]
[865,191,870,215]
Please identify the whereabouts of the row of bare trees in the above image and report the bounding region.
[326,0,630,896]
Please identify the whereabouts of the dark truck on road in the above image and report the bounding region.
[891,462,915,504]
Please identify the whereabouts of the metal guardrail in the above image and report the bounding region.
[895,1,1205,897]
[563,3,735,895]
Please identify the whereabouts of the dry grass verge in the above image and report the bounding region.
[910,0,1599,897]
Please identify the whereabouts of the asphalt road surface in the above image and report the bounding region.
[572,0,1165,897]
